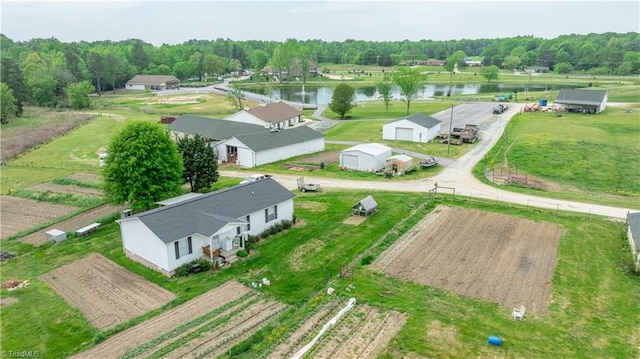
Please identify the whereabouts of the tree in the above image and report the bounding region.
[65,81,95,109]
[0,83,18,124]
[177,134,219,192]
[251,49,269,80]
[479,65,500,82]
[227,81,246,111]
[102,121,183,210]
[0,58,29,116]
[329,83,355,119]
[554,62,574,74]
[393,67,422,115]
[377,81,393,113]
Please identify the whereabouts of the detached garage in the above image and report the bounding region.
[340,143,392,172]
[382,113,442,143]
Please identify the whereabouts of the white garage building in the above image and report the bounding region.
[382,113,442,143]
[339,143,392,172]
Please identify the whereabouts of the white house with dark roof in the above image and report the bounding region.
[117,178,296,277]
[554,89,607,114]
[125,75,181,91]
[225,101,303,130]
[627,212,640,272]
[168,114,325,168]
[382,113,442,143]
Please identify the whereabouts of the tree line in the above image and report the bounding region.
[1,32,638,122]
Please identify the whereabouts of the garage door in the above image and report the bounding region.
[395,127,413,141]
[342,154,359,169]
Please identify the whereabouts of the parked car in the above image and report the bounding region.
[240,174,272,184]
[493,104,508,114]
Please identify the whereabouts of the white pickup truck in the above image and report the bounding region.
[240,174,272,184]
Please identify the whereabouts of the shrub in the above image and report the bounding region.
[174,258,212,277]
[282,220,292,229]
[93,332,105,344]
[237,250,248,258]
[361,255,374,265]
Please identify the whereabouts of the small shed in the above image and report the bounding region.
[351,195,378,217]
[46,229,67,242]
[340,143,392,172]
[627,212,640,272]
[385,154,414,175]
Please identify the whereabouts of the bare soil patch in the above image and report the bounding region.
[148,95,205,105]
[267,299,406,359]
[40,253,176,331]
[20,204,122,246]
[295,150,340,165]
[71,280,284,359]
[67,172,101,184]
[0,196,78,239]
[343,215,368,225]
[372,206,563,314]
[27,183,103,197]
[1,297,19,307]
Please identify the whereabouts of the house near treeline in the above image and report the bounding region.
[168,114,325,168]
[339,143,392,172]
[225,101,303,130]
[117,178,295,277]
[382,113,442,143]
[125,75,181,91]
[553,89,608,114]
[626,212,640,272]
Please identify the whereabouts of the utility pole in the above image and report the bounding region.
[447,104,454,156]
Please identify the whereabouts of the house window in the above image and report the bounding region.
[265,205,278,222]
[237,226,241,235]
[246,215,251,231]
[174,236,193,259]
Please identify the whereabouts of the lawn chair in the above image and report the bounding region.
[512,305,526,320]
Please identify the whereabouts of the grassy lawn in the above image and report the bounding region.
[2,192,638,357]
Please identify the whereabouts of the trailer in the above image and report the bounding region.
[297,177,322,192]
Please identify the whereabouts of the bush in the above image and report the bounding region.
[282,220,292,229]
[361,255,374,265]
[237,250,248,258]
[174,258,212,277]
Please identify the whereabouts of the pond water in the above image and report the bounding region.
[243,83,579,105]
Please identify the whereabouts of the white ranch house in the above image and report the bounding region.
[125,75,180,91]
[117,179,295,277]
[382,113,442,143]
[168,115,325,168]
[339,143,392,172]
[225,101,303,130]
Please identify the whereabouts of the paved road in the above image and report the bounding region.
[222,103,638,220]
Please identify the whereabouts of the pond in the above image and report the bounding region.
[243,83,580,105]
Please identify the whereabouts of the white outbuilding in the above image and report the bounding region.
[382,113,442,143]
[339,143,392,172]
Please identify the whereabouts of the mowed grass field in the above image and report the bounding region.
[1,79,639,357]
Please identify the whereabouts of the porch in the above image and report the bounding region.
[202,245,243,268]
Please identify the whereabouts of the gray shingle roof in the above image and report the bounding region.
[628,212,640,250]
[246,101,302,123]
[353,195,378,211]
[233,126,324,152]
[389,113,441,129]
[126,75,180,85]
[130,178,295,243]
[168,115,267,140]
[554,89,607,105]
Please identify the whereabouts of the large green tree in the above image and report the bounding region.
[393,67,422,115]
[177,134,219,192]
[377,81,393,113]
[0,82,18,124]
[479,65,500,82]
[329,83,355,119]
[65,80,95,109]
[102,121,183,210]
[0,57,28,116]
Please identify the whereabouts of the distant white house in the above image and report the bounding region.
[125,75,180,91]
[339,143,392,172]
[168,115,325,168]
[382,113,442,143]
[225,101,303,130]
[554,89,607,114]
[117,179,296,277]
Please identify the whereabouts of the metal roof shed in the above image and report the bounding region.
[340,143,392,172]
[46,229,67,242]
[351,195,378,217]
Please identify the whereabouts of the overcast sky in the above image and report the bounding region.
[2,1,638,46]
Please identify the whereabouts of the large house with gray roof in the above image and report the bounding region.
[553,89,607,114]
[117,178,295,276]
[168,114,325,168]
[382,113,442,143]
[225,101,303,129]
[126,75,180,91]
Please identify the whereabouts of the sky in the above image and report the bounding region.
[1,0,639,46]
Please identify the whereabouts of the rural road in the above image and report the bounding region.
[222,103,639,220]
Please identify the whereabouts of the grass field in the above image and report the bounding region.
[1,73,639,358]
